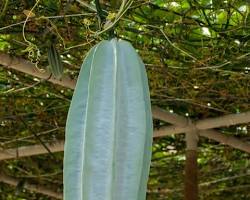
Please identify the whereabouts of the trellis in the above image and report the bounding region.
[0,53,250,199]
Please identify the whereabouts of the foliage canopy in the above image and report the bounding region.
[0,0,249,199]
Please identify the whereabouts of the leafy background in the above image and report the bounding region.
[0,0,249,199]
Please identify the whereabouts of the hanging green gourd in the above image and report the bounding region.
[64,38,153,200]
[47,44,64,79]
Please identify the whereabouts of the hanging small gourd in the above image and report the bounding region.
[47,44,64,79]
[64,38,153,200]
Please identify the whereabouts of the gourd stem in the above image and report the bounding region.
[95,0,105,22]
[108,27,116,39]
[95,0,116,39]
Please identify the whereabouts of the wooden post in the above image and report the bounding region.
[184,129,199,200]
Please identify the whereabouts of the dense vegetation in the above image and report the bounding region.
[0,0,249,199]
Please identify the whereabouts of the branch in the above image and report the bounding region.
[0,173,63,199]
[200,172,250,187]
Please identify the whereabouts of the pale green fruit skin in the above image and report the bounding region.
[64,39,153,200]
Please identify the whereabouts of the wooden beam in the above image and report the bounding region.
[1,52,249,130]
[0,173,63,199]
[153,107,250,153]
[0,141,64,161]
[1,127,250,161]
[0,53,250,161]
[199,130,250,153]
[152,106,189,126]
[0,53,76,89]
[154,111,250,137]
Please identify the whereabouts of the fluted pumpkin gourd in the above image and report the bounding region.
[64,39,153,200]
